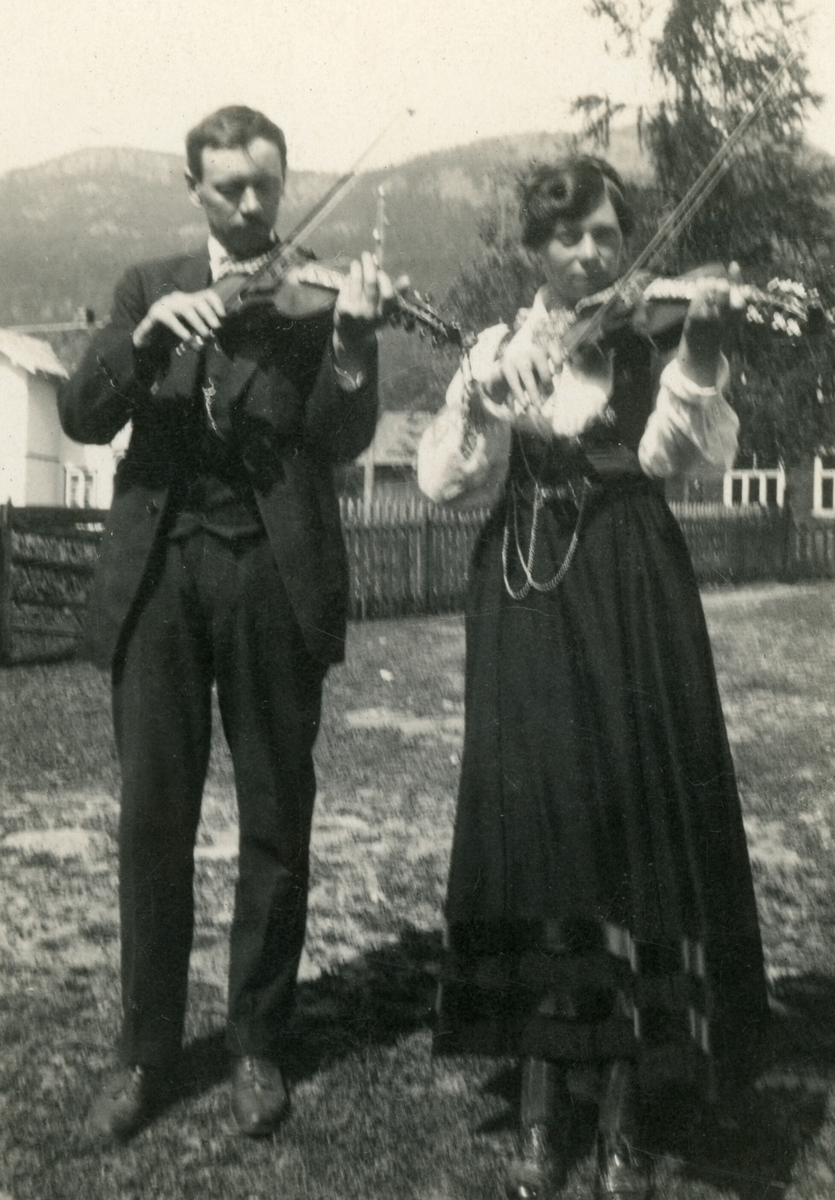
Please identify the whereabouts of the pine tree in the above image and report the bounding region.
[583,0,833,269]
[580,0,835,464]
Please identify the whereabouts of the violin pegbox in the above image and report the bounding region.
[391,287,463,349]
[761,278,826,337]
[269,251,463,349]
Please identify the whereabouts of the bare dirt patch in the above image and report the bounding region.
[4,595,835,1197]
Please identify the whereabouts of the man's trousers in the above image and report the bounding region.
[111,530,327,1069]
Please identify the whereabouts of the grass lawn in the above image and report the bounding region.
[3,583,835,1198]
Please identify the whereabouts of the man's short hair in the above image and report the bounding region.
[186,106,287,180]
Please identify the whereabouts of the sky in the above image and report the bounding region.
[1,0,834,178]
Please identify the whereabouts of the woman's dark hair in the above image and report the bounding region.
[186,105,287,181]
[519,156,633,248]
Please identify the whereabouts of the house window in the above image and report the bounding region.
[84,472,97,508]
[64,466,95,508]
[813,455,835,517]
[724,467,785,508]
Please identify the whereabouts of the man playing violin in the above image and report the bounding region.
[59,105,393,1142]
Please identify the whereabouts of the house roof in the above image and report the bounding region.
[37,328,97,376]
[0,328,69,380]
[357,410,434,466]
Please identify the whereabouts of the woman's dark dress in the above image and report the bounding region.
[435,328,768,1100]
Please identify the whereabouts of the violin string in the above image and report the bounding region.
[575,44,799,349]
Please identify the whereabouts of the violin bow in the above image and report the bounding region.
[578,45,801,348]
[253,108,415,280]
[245,108,466,348]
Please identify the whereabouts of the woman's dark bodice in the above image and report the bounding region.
[508,326,656,489]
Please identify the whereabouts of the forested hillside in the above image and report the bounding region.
[0,127,652,408]
[0,127,650,327]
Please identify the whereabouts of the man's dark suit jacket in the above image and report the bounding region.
[58,250,378,670]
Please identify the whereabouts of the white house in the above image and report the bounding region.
[0,328,125,509]
[354,410,434,503]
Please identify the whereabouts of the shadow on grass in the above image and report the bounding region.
[163,925,443,1112]
[475,973,835,1199]
[287,925,444,1081]
[156,954,835,1198]
[644,972,835,1200]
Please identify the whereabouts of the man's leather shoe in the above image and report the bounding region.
[231,1056,289,1136]
[504,1123,567,1199]
[87,1065,161,1142]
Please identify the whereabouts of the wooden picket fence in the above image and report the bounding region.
[0,504,105,664]
[340,497,486,618]
[667,501,795,585]
[0,496,832,664]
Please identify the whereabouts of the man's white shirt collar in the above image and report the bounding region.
[208,234,277,282]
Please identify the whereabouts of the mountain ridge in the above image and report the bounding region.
[0,127,652,329]
[0,124,650,186]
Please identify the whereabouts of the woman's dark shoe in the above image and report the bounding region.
[594,1060,651,1199]
[505,1122,567,1200]
[594,1131,651,1199]
[505,1057,571,1198]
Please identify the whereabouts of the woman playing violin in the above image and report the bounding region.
[418,157,768,1200]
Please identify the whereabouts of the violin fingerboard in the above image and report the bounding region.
[293,259,463,347]
[642,276,815,324]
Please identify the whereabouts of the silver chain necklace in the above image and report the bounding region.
[501,476,591,600]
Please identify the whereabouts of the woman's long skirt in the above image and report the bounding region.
[434,477,768,1101]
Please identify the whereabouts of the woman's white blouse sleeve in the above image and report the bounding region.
[638,354,739,479]
[417,324,512,507]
